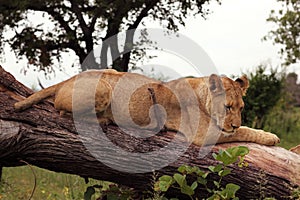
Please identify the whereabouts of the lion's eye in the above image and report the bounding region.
[225,105,231,112]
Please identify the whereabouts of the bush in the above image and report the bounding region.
[152,146,249,200]
[242,65,284,129]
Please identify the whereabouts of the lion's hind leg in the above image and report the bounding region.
[94,79,112,114]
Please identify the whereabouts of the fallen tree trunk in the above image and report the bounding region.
[0,66,299,199]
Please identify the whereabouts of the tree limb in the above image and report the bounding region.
[0,66,299,199]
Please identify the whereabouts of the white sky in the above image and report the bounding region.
[182,0,282,75]
[1,0,299,88]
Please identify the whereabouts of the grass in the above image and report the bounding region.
[278,134,300,150]
[264,106,300,149]
[0,166,107,200]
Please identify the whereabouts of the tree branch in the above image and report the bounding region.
[0,66,299,199]
[128,0,159,30]
[70,0,94,53]
[119,0,160,71]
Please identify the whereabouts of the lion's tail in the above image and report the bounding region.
[14,83,62,111]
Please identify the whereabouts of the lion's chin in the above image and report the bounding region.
[219,127,236,137]
[221,131,235,137]
[216,122,237,136]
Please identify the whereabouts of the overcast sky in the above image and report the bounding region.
[2,0,299,88]
[182,0,282,75]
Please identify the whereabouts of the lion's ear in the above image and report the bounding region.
[209,74,224,95]
[235,75,249,96]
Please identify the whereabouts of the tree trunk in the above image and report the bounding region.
[0,66,299,199]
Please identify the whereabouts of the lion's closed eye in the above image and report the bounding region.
[225,105,232,112]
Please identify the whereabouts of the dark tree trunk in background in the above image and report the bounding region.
[0,66,299,199]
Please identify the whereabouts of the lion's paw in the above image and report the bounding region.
[259,130,280,146]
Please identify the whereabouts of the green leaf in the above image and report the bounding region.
[181,184,195,196]
[178,165,187,174]
[190,166,201,174]
[196,169,206,177]
[178,165,201,175]
[174,173,195,196]
[159,181,172,192]
[154,181,160,192]
[212,152,218,160]
[191,181,198,190]
[214,146,250,166]
[207,194,219,200]
[84,186,95,200]
[157,175,174,192]
[202,172,210,179]
[221,183,240,198]
[213,181,220,188]
[239,160,249,168]
[209,164,224,173]
[208,166,215,172]
[224,149,233,158]
[197,177,207,185]
[173,173,186,187]
[218,169,231,177]
[232,146,249,157]
[215,164,223,172]
[159,175,173,182]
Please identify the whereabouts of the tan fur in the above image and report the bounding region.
[290,145,300,155]
[14,69,280,146]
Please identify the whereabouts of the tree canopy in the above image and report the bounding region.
[264,0,300,65]
[0,0,218,73]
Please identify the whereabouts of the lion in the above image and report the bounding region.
[290,145,300,155]
[14,69,280,146]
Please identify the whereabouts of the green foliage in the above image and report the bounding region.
[153,146,249,200]
[292,187,300,199]
[241,65,300,149]
[0,166,105,199]
[84,186,96,200]
[100,184,133,200]
[212,146,249,167]
[264,99,300,149]
[264,0,300,65]
[84,183,134,200]
[1,166,135,200]
[242,65,284,129]
[0,0,218,73]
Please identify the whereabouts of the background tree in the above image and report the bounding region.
[0,0,218,73]
[243,67,300,149]
[241,65,284,129]
[263,72,300,148]
[264,0,300,65]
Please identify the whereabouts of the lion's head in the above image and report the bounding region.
[208,74,249,135]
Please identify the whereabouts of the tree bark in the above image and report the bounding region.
[0,66,299,199]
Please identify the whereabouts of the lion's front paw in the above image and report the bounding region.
[260,130,280,145]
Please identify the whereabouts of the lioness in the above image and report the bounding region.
[290,145,300,155]
[14,69,280,146]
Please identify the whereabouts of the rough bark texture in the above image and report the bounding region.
[0,66,299,199]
